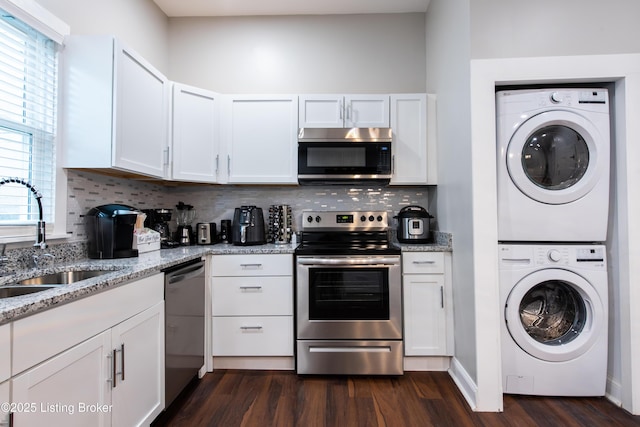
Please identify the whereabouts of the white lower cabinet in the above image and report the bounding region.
[0,380,9,427]
[211,254,293,358]
[403,252,454,356]
[9,274,164,426]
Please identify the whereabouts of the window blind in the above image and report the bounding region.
[0,7,57,225]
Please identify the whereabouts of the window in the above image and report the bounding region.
[0,0,68,242]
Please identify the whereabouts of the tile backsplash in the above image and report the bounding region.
[67,170,432,239]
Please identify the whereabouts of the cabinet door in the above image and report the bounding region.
[111,302,164,427]
[344,95,390,128]
[12,332,112,427]
[403,274,448,356]
[0,324,9,384]
[114,41,169,178]
[172,83,220,183]
[298,95,344,128]
[390,94,428,185]
[224,95,298,184]
[0,381,9,427]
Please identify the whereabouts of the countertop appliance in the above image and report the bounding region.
[297,128,392,185]
[196,222,217,245]
[175,202,196,246]
[496,88,610,242]
[499,244,608,396]
[143,208,180,248]
[295,210,403,375]
[163,259,205,407]
[232,206,266,245]
[86,204,140,259]
[395,205,433,243]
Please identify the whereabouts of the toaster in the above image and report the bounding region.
[196,222,217,245]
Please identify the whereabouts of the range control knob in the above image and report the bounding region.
[360,215,367,222]
[550,92,563,104]
[368,215,375,222]
[306,215,313,223]
[377,215,383,222]
[315,216,322,223]
[548,249,562,262]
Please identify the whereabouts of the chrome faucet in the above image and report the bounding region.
[0,177,48,249]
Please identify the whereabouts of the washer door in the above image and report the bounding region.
[506,110,605,205]
[505,268,604,362]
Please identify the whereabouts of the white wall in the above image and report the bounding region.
[167,14,426,93]
[426,0,497,411]
[470,0,640,59]
[36,0,169,73]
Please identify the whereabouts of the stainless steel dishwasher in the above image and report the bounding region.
[163,259,205,407]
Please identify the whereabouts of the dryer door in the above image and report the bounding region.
[505,268,605,362]
[506,110,606,205]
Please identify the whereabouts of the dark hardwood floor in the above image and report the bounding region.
[152,370,640,427]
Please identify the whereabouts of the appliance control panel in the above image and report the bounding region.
[302,211,388,231]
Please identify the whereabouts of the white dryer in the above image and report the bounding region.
[496,88,610,242]
[499,244,608,396]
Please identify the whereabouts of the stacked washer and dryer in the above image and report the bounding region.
[496,88,611,396]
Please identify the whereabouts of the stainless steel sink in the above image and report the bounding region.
[17,270,113,285]
[0,285,57,298]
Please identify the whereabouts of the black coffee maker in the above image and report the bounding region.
[86,204,140,259]
[143,208,179,248]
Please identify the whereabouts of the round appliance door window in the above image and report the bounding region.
[519,280,586,345]
[505,268,605,362]
[506,110,606,205]
[521,125,589,191]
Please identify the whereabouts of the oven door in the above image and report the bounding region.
[296,256,402,340]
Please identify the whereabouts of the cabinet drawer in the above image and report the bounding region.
[402,252,445,274]
[211,254,292,277]
[0,324,9,383]
[212,276,293,316]
[212,316,293,356]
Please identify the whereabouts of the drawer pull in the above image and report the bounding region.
[239,285,263,291]
[240,325,263,331]
[240,263,263,268]
[413,260,436,265]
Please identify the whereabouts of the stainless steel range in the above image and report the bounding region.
[295,210,403,375]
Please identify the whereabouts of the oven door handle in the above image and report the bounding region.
[297,257,400,266]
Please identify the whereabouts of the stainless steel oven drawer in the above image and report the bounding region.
[296,340,403,375]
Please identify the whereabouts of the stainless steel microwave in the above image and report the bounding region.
[297,128,392,185]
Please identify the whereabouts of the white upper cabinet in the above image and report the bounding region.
[390,94,437,185]
[299,95,390,128]
[222,95,298,184]
[62,35,170,178]
[171,83,220,183]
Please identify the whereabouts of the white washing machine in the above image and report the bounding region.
[496,88,610,242]
[499,244,608,396]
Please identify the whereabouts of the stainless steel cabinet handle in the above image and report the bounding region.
[297,257,400,266]
[240,325,263,330]
[339,100,343,120]
[120,343,125,381]
[413,260,436,265]
[227,155,231,175]
[440,286,444,309]
[163,147,170,166]
[240,263,263,268]
[215,154,219,175]
[239,285,263,290]
[112,348,117,388]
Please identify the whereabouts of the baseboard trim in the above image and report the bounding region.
[449,356,478,411]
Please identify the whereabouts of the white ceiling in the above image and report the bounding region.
[152,0,431,17]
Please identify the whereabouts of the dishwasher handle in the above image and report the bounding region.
[166,261,205,284]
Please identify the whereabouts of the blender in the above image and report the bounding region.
[175,202,196,245]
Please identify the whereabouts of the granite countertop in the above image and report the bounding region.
[0,233,451,325]
[0,243,296,325]
[395,231,453,252]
